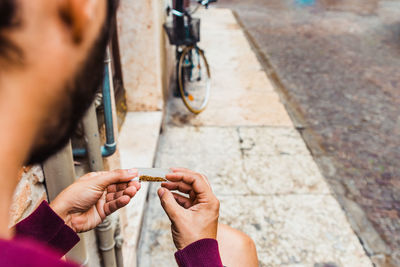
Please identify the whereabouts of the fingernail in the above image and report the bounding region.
[128,168,137,175]
[158,188,165,197]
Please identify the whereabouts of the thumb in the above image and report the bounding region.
[158,188,182,221]
[98,169,138,187]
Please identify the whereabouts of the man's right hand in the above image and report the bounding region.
[157,168,220,250]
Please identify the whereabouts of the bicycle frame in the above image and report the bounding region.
[164,0,215,113]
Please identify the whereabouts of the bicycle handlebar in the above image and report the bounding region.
[198,0,217,7]
[168,0,217,17]
[171,9,185,17]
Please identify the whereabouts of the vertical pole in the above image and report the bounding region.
[43,141,76,201]
[174,0,185,41]
[43,141,89,266]
[82,101,117,267]
[101,49,117,157]
[114,217,124,267]
[82,103,104,172]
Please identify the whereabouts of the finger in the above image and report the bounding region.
[189,190,196,201]
[116,183,128,191]
[123,185,138,198]
[128,180,141,191]
[104,195,131,216]
[108,180,140,195]
[199,173,211,188]
[106,183,138,201]
[158,188,184,221]
[98,169,138,187]
[117,195,131,207]
[172,192,193,209]
[166,172,211,197]
[173,169,210,189]
[96,192,107,220]
[106,192,116,202]
[163,184,196,201]
[107,184,117,193]
[171,167,198,175]
[113,191,125,200]
[161,181,192,194]
[170,168,210,188]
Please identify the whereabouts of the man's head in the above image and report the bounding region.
[0,0,118,164]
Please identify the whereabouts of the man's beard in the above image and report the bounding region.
[26,1,118,165]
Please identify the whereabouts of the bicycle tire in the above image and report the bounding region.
[178,46,211,114]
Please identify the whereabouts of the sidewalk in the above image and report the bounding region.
[137,8,372,267]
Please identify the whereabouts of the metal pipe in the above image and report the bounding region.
[101,53,117,157]
[43,141,76,201]
[73,49,116,158]
[114,217,124,267]
[81,103,104,172]
[81,99,118,267]
[96,219,117,267]
[43,141,89,266]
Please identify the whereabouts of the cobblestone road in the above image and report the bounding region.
[217,0,400,265]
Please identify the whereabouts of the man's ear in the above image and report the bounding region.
[58,0,97,44]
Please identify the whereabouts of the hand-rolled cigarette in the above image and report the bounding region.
[139,175,167,182]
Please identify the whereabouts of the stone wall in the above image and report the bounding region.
[9,165,47,227]
[116,0,175,112]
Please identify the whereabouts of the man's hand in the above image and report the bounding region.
[50,169,140,233]
[158,168,220,250]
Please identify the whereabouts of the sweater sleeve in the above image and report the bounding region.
[15,200,80,255]
[174,239,224,267]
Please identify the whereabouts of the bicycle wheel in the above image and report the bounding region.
[178,46,211,114]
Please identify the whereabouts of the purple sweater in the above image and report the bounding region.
[0,201,223,267]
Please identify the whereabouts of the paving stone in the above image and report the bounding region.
[243,154,330,195]
[218,195,373,267]
[157,126,241,156]
[239,127,311,156]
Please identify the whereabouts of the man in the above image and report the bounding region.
[0,0,258,266]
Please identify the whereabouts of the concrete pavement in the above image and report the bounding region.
[137,8,372,267]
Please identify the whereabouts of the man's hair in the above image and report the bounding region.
[0,0,15,31]
[0,0,119,66]
[0,0,22,64]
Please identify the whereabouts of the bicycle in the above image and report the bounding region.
[163,0,217,114]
